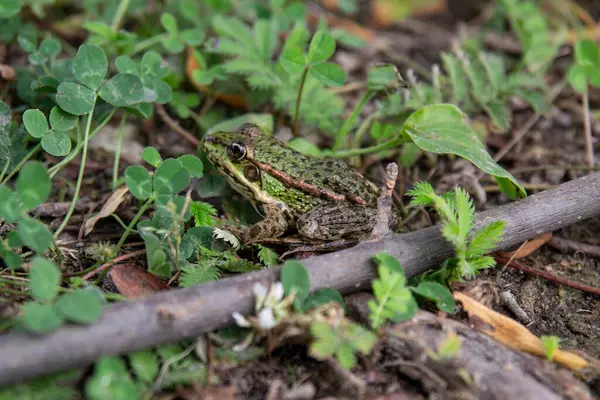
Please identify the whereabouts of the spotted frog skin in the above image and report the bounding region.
[202,123,399,245]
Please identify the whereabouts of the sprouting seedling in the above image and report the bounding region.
[279,28,346,136]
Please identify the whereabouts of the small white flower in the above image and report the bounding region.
[257,308,277,329]
[212,228,241,249]
[232,312,251,328]
[253,282,268,310]
[270,282,285,301]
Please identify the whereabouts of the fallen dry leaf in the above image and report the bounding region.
[372,0,447,26]
[110,264,169,298]
[454,292,589,370]
[0,64,15,80]
[498,232,553,259]
[84,186,130,235]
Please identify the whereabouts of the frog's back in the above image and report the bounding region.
[255,138,379,206]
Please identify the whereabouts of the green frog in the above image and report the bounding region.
[202,123,399,251]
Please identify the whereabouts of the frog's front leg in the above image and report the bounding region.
[297,204,378,240]
[238,203,290,244]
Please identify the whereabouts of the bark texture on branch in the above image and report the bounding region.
[1,173,600,387]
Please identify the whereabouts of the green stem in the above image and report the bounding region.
[111,0,131,30]
[293,65,310,137]
[333,92,372,151]
[112,112,127,190]
[0,159,10,182]
[49,109,115,178]
[54,98,97,238]
[130,33,168,56]
[329,138,406,159]
[115,195,154,253]
[1,143,42,184]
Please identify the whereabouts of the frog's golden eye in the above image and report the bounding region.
[244,165,260,181]
[228,141,246,160]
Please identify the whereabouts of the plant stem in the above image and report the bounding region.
[130,34,168,56]
[54,98,97,238]
[112,112,127,190]
[111,0,131,30]
[0,159,10,182]
[329,138,406,159]
[115,195,154,253]
[1,143,42,184]
[49,109,115,178]
[333,92,372,151]
[293,65,310,137]
[583,88,594,169]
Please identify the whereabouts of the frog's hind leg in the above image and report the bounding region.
[279,238,360,260]
[297,204,377,240]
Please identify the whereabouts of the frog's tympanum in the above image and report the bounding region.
[202,123,399,249]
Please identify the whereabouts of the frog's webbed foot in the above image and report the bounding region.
[216,204,290,248]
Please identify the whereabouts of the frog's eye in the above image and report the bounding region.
[244,165,260,181]
[228,141,246,160]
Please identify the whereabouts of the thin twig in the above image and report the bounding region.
[155,104,200,148]
[82,249,146,280]
[494,255,600,296]
[547,236,600,259]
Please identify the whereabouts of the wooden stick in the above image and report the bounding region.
[1,172,600,386]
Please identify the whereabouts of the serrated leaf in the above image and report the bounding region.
[124,165,152,200]
[23,109,49,138]
[257,245,278,267]
[402,104,526,199]
[467,220,505,257]
[42,131,71,156]
[55,289,102,324]
[179,263,220,287]
[16,161,51,210]
[29,257,61,303]
[309,62,345,87]
[74,44,107,90]
[99,73,145,107]
[56,82,96,115]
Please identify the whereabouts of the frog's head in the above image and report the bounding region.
[202,123,273,205]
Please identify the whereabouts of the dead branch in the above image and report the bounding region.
[1,172,600,386]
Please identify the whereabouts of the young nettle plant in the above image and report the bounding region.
[407,182,506,281]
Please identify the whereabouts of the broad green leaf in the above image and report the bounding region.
[153,159,190,195]
[140,51,169,79]
[83,21,117,38]
[288,137,322,157]
[206,113,273,136]
[55,289,102,324]
[124,166,152,200]
[23,109,49,138]
[402,104,526,199]
[144,79,172,104]
[17,32,37,53]
[85,357,138,400]
[178,154,203,178]
[128,351,159,383]
[410,282,456,313]
[3,250,22,270]
[21,302,64,334]
[29,256,61,303]
[567,64,589,93]
[0,0,20,18]
[39,38,61,59]
[115,55,138,75]
[56,82,96,115]
[0,100,10,130]
[161,37,184,53]
[74,44,107,90]
[19,218,53,253]
[303,288,344,311]
[160,12,178,34]
[181,28,205,46]
[280,46,306,74]
[281,260,310,311]
[141,146,162,168]
[49,106,78,131]
[16,161,51,210]
[0,185,22,222]
[307,30,335,64]
[141,231,171,278]
[309,62,345,87]
[42,131,72,156]
[99,73,145,107]
[574,39,600,66]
